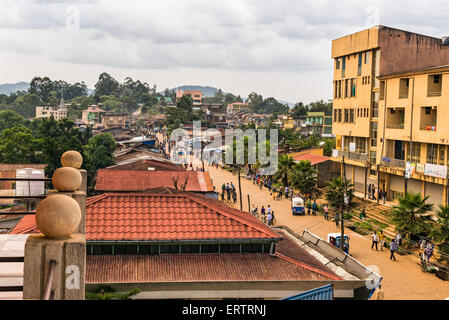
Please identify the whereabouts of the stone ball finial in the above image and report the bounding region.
[35,194,81,239]
[52,167,82,192]
[61,151,83,169]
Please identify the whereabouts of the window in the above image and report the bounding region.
[350,109,355,123]
[358,53,362,76]
[380,81,385,100]
[370,151,377,165]
[428,74,442,96]
[399,78,409,99]
[439,145,445,165]
[350,78,356,97]
[370,121,378,147]
[427,144,438,164]
[407,142,421,163]
[338,109,342,122]
[342,57,346,78]
[420,106,437,130]
[345,79,349,97]
[365,51,370,64]
[344,109,349,122]
[356,137,366,154]
[336,59,340,69]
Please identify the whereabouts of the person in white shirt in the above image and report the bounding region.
[371,231,379,251]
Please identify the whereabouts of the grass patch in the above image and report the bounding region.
[86,287,140,300]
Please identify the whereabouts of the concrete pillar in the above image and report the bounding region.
[422,180,426,197]
[23,234,86,300]
[443,183,447,206]
[23,150,86,300]
[352,166,355,185]
[386,173,391,201]
[78,169,87,193]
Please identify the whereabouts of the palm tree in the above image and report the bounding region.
[289,160,318,198]
[391,192,433,248]
[273,154,294,186]
[325,176,354,209]
[431,204,449,264]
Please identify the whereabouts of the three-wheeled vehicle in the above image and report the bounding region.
[327,233,350,253]
[292,197,305,215]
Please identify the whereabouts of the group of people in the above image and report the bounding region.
[367,184,387,204]
[251,174,295,200]
[221,182,238,204]
[371,231,401,261]
[251,204,276,226]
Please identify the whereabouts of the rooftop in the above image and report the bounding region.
[12,192,280,242]
[95,170,214,193]
[293,153,330,165]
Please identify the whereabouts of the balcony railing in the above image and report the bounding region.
[381,158,406,168]
[427,91,441,97]
[386,123,404,129]
[334,150,369,161]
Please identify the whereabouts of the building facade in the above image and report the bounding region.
[331,25,449,199]
[377,64,449,206]
[82,105,107,124]
[176,90,202,106]
[306,112,332,136]
[35,106,67,120]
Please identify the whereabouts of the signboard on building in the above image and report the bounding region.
[424,163,447,179]
[416,163,425,174]
[382,157,390,163]
[349,142,356,152]
[405,162,416,179]
[332,149,339,158]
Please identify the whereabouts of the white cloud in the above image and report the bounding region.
[1,0,449,103]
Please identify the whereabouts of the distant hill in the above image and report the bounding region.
[0,82,30,95]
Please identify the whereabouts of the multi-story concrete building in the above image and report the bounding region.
[330,25,449,199]
[227,102,251,114]
[81,105,106,124]
[377,64,449,206]
[35,105,67,120]
[176,89,202,106]
[306,112,332,136]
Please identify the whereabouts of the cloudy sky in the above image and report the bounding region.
[1,0,449,103]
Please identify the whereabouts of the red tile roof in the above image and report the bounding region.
[9,214,39,234]
[86,193,280,241]
[12,192,280,242]
[95,170,214,192]
[106,159,185,171]
[86,253,340,284]
[293,153,330,165]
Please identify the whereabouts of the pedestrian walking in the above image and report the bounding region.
[323,204,329,220]
[312,200,318,216]
[390,239,398,261]
[221,192,225,201]
[382,189,386,204]
[306,200,311,215]
[271,211,276,226]
[359,208,366,220]
[372,185,376,200]
[368,184,372,199]
[379,230,384,251]
[267,212,273,226]
[371,231,378,251]
[260,205,266,222]
[232,191,237,204]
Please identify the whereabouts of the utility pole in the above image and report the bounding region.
[341,155,348,253]
[238,167,243,211]
[247,194,251,213]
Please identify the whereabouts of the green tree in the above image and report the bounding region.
[289,160,317,197]
[177,95,193,112]
[84,133,116,187]
[391,192,434,247]
[272,155,294,186]
[431,204,449,264]
[0,110,25,133]
[292,102,307,118]
[325,176,354,209]
[322,138,336,157]
[0,126,43,163]
[13,93,44,118]
[29,76,54,103]
[94,73,121,98]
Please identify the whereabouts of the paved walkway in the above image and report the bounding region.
[206,163,449,300]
